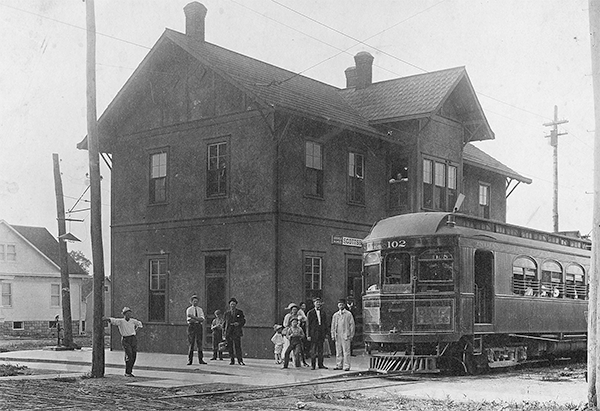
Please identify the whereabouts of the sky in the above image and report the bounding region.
[0,0,595,274]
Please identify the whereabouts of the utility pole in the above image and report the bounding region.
[588,0,600,407]
[52,153,74,348]
[86,0,106,378]
[543,105,568,233]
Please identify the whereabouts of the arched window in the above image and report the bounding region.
[541,260,563,298]
[566,264,586,300]
[512,257,537,296]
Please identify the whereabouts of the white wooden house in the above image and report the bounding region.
[0,220,88,337]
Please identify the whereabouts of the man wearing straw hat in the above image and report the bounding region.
[104,307,143,377]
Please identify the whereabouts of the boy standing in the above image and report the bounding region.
[210,309,224,360]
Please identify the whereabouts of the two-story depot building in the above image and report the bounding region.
[81,2,531,357]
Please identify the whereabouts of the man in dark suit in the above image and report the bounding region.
[306,296,329,370]
[224,297,246,365]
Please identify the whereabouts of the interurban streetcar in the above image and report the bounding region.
[361,212,590,374]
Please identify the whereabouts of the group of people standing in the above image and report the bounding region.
[186,295,246,366]
[105,295,246,376]
[105,294,355,377]
[273,296,355,371]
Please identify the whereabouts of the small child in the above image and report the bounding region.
[211,310,225,360]
[271,324,285,364]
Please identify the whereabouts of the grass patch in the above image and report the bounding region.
[0,364,29,377]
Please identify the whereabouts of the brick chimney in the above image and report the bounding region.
[184,2,208,42]
[345,66,357,88]
[354,51,374,89]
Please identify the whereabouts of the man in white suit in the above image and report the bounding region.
[330,298,355,371]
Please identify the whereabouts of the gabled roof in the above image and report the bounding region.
[339,67,465,122]
[90,29,383,143]
[166,30,383,136]
[338,67,494,141]
[4,222,87,275]
[464,143,532,184]
[90,29,496,149]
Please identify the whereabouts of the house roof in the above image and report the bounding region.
[8,223,87,275]
[339,67,464,122]
[463,143,532,184]
[84,28,524,182]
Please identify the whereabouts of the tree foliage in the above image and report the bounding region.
[69,250,91,274]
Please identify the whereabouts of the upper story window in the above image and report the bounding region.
[566,264,586,300]
[348,152,365,204]
[0,244,16,262]
[51,283,61,307]
[149,151,168,204]
[207,142,228,197]
[1,282,12,307]
[423,159,457,211]
[388,160,409,210]
[479,183,490,219]
[149,257,168,322]
[512,256,537,296]
[305,141,323,197]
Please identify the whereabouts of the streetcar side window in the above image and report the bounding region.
[384,253,411,284]
[417,250,453,282]
[512,256,537,296]
[565,264,586,300]
[541,260,563,298]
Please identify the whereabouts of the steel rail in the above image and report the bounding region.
[156,372,421,400]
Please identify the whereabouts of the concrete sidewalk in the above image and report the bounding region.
[0,348,370,388]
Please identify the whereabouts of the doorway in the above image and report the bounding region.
[346,256,363,345]
[474,249,494,324]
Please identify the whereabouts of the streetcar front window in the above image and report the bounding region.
[418,249,453,282]
[364,264,380,292]
[384,253,411,284]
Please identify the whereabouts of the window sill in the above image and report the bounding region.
[303,194,324,201]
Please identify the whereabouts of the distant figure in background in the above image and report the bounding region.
[210,309,225,360]
[331,298,355,371]
[224,297,246,365]
[104,307,143,377]
[186,295,207,365]
[346,295,357,356]
[271,324,285,364]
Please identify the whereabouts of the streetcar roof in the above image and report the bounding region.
[364,212,591,251]
[365,212,453,241]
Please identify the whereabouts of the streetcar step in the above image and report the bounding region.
[369,354,440,374]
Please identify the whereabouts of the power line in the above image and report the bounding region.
[4,1,587,152]
[0,3,151,50]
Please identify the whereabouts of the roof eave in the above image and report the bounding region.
[464,158,532,184]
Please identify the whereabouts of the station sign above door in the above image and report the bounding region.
[331,235,362,248]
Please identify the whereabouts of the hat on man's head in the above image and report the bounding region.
[312,296,322,302]
[190,294,198,302]
[285,302,298,310]
[122,307,132,314]
[337,298,346,304]
[273,324,283,331]
[228,297,238,304]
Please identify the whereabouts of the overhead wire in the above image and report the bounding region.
[3,0,575,129]
[4,1,592,196]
